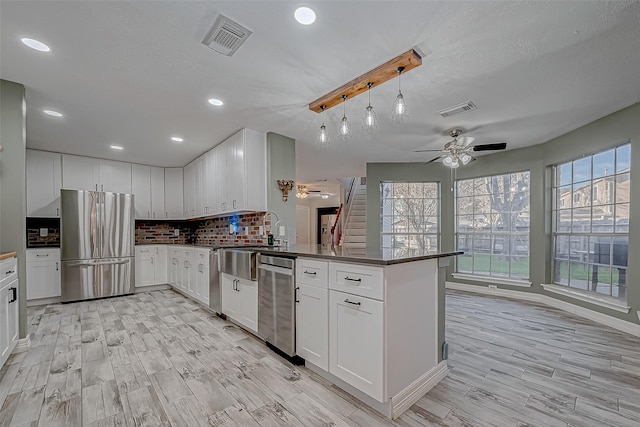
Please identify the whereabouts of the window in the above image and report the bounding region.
[381,182,439,257]
[455,172,531,279]
[552,144,630,300]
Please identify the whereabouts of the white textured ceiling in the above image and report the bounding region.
[1,1,639,184]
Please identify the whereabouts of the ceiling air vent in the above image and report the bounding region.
[438,101,477,118]
[202,14,252,57]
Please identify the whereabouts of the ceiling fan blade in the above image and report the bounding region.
[425,155,444,164]
[308,190,322,192]
[413,149,445,153]
[457,136,475,147]
[472,142,507,151]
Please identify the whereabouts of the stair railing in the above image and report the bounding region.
[339,177,362,246]
[330,203,343,246]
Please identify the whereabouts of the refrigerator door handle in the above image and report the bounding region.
[67,259,130,267]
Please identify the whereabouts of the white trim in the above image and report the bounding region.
[134,284,171,293]
[13,336,31,354]
[452,273,532,287]
[391,361,448,419]
[27,296,61,307]
[541,283,630,313]
[446,281,640,337]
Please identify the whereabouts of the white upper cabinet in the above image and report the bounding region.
[62,155,131,193]
[164,168,183,219]
[26,150,62,217]
[150,167,165,220]
[132,164,151,219]
[204,149,218,215]
[183,160,196,218]
[61,155,99,191]
[216,129,267,214]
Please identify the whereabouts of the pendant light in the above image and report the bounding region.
[392,66,408,123]
[337,95,352,140]
[362,82,378,133]
[317,105,330,147]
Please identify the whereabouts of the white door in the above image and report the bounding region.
[296,205,311,244]
[135,247,155,287]
[188,259,197,296]
[99,159,132,193]
[296,283,328,370]
[26,261,61,300]
[204,150,218,214]
[154,246,167,285]
[150,167,165,219]
[230,134,245,211]
[169,257,179,287]
[329,290,384,401]
[238,278,258,332]
[221,274,241,319]
[183,162,196,218]
[0,283,10,363]
[26,150,62,217]
[131,164,151,219]
[164,168,183,219]
[194,156,206,216]
[8,279,18,345]
[62,154,98,191]
[181,259,191,292]
[195,263,209,305]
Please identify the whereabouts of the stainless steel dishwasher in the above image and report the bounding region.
[257,254,301,362]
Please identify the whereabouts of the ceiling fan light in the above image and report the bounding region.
[443,155,454,166]
[460,153,472,165]
[450,157,460,168]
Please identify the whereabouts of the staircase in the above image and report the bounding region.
[340,183,367,248]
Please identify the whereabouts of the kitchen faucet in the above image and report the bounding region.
[263,211,279,236]
[274,219,288,247]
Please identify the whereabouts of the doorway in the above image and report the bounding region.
[295,205,311,244]
[317,206,339,246]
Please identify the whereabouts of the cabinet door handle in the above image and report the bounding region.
[55,262,59,271]
[198,264,203,273]
[5,270,14,275]
[165,212,168,218]
[56,208,59,216]
[152,211,156,218]
[295,286,299,303]
[9,287,17,303]
[233,200,236,209]
[151,257,154,265]
[36,254,49,257]
[303,271,316,275]
[184,261,188,268]
[95,184,98,191]
[345,277,362,282]
[344,299,361,306]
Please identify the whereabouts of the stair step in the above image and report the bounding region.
[341,242,366,249]
[346,222,366,229]
[345,230,366,236]
[343,235,366,243]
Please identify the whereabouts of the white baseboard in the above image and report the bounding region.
[13,335,31,354]
[27,297,61,307]
[135,284,171,293]
[391,360,448,419]
[446,281,640,338]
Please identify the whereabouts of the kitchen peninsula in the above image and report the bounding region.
[253,244,461,419]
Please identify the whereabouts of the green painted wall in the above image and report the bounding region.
[266,132,296,244]
[0,79,27,338]
[367,102,640,329]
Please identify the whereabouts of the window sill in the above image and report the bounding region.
[451,273,532,288]
[541,283,630,313]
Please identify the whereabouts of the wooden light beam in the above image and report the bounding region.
[308,48,422,113]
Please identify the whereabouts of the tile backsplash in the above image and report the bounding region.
[135,212,270,246]
[27,217,60,248]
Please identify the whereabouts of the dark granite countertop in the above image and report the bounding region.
[225,244,462,266]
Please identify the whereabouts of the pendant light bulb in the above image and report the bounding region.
[392,67,409,123]
[362,82,378,133]
[317,105,330,147]
[460,153,472,165]
[337,95,352,140]
[450,156,460,169]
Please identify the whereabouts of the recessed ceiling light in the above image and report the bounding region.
[110,145,124,151]
[208,98,224,106]
[294,7,316,25]
[171,136,184,143]
[43,109,63,117]
[21,38,50,52]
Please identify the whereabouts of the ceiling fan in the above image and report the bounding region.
[414,129,507,168]
[296,184,322,199]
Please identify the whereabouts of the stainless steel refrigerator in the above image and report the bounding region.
[60,189,134,303]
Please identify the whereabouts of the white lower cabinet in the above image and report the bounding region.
[221,273,257,332]
[164,246,209,306]
[296,283,328,370]
[26,249,61,301]
[195,261,209,305]
[135,246,168,288]
[329,289,384,401]
[1,257,19,367]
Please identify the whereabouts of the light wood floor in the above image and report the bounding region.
[1,289,639,427]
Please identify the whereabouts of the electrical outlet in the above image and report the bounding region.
[488,284,498,290]
[39,228,48,237]
[173,229,179,236]
[258,226,264,236]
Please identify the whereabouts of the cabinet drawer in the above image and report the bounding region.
[193,249,210,262]
[26,249,60,262]
[135,246,154,256]
[1,257,18,285]
[329,262,384,300]
[296,258,328,288]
